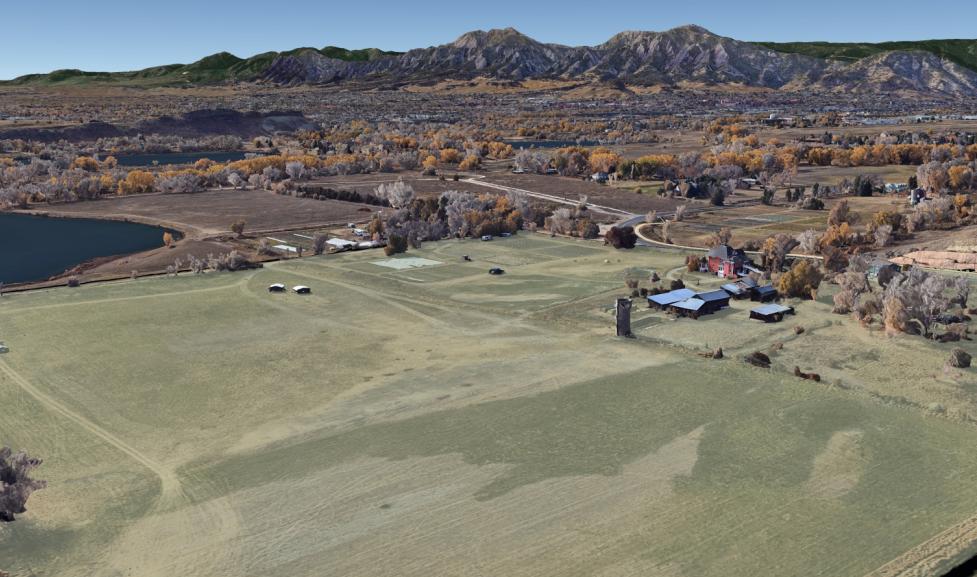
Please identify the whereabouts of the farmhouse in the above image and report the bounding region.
[706,244,749,278]
[750,303,795,322]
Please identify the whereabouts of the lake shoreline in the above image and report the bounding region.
[0,211,180,287]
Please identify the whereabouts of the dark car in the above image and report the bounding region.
[489,268,505,275]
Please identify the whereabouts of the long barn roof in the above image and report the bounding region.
[648,288,697,306]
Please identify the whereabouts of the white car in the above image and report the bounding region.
[268,283,286,293]
[293,285,311,294]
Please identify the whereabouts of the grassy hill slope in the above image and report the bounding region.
[1,46,402,87]
[755,39,977,71]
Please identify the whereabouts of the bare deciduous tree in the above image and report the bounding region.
[796,229,820,254]
[0,447,46,522]
[376,179,415,209]
[313,234,329,256]
[882,268,954,337]
[874,224,893,248]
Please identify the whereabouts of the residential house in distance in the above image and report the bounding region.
[885,182,909,194]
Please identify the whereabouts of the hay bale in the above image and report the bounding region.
[793,366,821,382]
[745,351,771,368]
[794,326,805,335]
[948,348,972,369]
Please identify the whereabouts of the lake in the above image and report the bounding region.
[0,213,174,284]
[115,150,247,167]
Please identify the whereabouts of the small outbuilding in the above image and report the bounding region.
[723,276,760,298]
[750,303,795,322]
[268,283,286,293]
[751,285,779,302]
[293,285,311,294]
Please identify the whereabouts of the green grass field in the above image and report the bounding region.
[3,234,977,576]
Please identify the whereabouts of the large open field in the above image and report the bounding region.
[26,189,379,237]
[4,235,977,576]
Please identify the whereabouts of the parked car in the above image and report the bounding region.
[481,235,493,241]
[489,268,505,275]
[293,285,311,294]
[499,232,511,238]
[268,283,286,293]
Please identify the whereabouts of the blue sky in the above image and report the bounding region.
[3,0,976,79]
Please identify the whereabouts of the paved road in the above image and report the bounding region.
[461,177,635,219]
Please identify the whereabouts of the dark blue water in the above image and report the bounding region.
[115,150,246,167]
[0,213,173,284]
[503,140,598,149]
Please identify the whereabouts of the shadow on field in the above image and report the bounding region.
[184,362,896,502]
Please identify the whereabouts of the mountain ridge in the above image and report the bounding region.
[6,27,977,97]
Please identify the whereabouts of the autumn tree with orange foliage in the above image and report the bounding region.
[458,154,481,171]
[70,157,100,172]
[948,165,973,191]
[117,171,155,195]
[588,149,621,173]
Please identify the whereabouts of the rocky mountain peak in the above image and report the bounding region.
[452,27,539,50]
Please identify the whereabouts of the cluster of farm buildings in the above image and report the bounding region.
[646,244,795,323]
